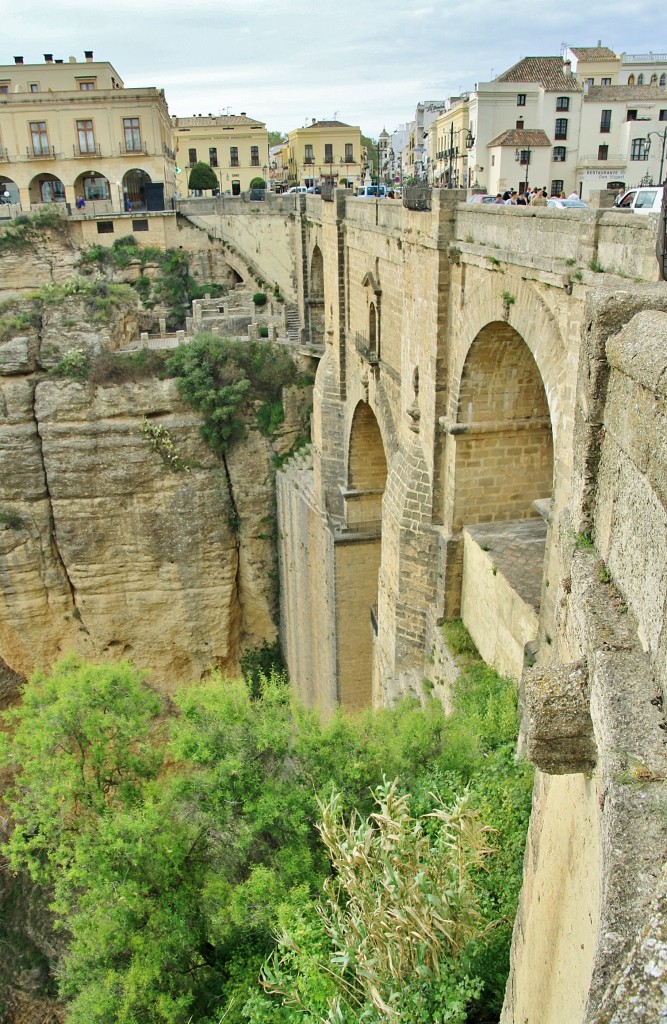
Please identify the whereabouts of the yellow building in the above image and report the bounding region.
[286,120,363,189]
[172,114,269,196]
[429,98,473,188]
[0,51,175,213]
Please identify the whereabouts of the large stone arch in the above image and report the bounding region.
[345,400,387,524]
[73,169,111,202]
[28,172,65,205]
[122,168,152,209]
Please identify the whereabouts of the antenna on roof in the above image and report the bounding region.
[333,110,339,119]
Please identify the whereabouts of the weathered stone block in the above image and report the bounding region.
[525,660,597,774]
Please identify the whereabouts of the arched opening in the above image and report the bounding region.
[29,173,65,205]
[448,322,554,677]
[73,170,110,203]
[369,302,378,358]
[122,168,151,209]
[335,401,387,708]
[0,176,20,205]
[628,74,635,85]
[638,73,644,85]
[309,245,325,346]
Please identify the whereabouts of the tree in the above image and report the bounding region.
[188,161,219,191]
[268,131,287,148]
[249,177,267,190]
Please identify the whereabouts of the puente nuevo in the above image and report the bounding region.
[1,190,667,1021]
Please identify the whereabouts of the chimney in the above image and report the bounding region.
[44,53,53,63]
[55,59,64,64]
[311,118,316,125]
[240,111,246,116]
[14,56,23,64]
[84,50,93,62]
[563,59,572,77]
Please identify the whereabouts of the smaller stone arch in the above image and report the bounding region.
[628,74,636,85]
[309,244,325,345]
[361,270,381,361]
[29,172,65,205]
[0,176,20,205]
[122,168,152,209]
[73,169,110,202]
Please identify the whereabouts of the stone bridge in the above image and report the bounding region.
[182,190,667,1023]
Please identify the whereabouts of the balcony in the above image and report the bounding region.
[303,156,314,164]
[577,153,626,168]
[119,142,148,156]
[25,146,62,160]
[0,147,9,162]
[73,143,102,158]
[354,331,379,365]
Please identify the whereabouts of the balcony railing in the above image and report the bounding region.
[73,143,102,158]
[577,153,626,167]
[354,331,379,365]
[303,156,314,164]
[403,184,432,211]
[119,142,148,155]
[26,146,61,160]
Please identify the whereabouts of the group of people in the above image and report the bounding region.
[493,185,577,205]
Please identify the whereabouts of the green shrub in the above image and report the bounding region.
[258,325,269,338]
[252,292,268,306]
[166,333,298,454]
[50,347,90,381]
[188,162,219,191]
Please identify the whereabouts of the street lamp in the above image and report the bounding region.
[645,129,667,186]
[515,145,531,195]
[447,126,475,188]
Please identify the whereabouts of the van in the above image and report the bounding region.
[614,186,663,215]
[355,185,387,198]
[285,186,308,195]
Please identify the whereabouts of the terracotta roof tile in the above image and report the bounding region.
[174,115,265,128]
[569,46,617,62]
[585,84,667,101]
[487,128,552,147]
[497,56,582,91]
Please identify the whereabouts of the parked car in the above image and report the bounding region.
[466,194,495,204]
[614,186,662,215]
[546,198,590,209]
[285,186,308,195]
[306,185,322,194]
[355,185,387,198]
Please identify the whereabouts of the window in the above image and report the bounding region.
[600,110,612,132]
[661,74,666,87]
[551,179,564,197]
[517,93,526,106]
[30,121,49,156]
[556,96,569,111]
[76,120,95,154]
[79,81,95,91]
[345,143,353,161]
[132,219,149,232]
[598,145,609,160]
[516,119,524,129]
[97,221,114,234]
[628,74,635,85]
[586,77,594,87]
[209,147,218,167]
[324,143,333,163]
[660,110,667,121]
[0,84,8,94]
[29,83,39,93]
[518,149,530,165]
[555,118,568,140]
[553,146,566,162]
[188,148,197,165]
[637,74,644,85]
[627,109,638,121]
[630,138,648,160]
[123,118,142,152]
[601,77,611,86]
[230,146,239,166]
[250,145,259,166]
[304,144,313,164]
[83,175,109,200]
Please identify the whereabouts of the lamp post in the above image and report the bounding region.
[515,145,531,195]
[646,129,667,186]
[447,126,475,188]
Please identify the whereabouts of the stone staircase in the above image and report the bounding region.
[285,304,302,345]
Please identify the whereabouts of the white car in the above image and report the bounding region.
[546,198,590,210]
[285,186,308,195]
[614,186,663,215]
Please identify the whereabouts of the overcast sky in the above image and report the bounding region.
[4,1,664,138]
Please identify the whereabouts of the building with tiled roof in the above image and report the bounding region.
[497,56,582,92]
[286,118,363,189]
[451,46,667,198]
[172,113,268,196]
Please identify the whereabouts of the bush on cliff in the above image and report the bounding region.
[0,628,532,1024]
[166,332,298,453]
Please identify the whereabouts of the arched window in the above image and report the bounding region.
[660,74,666,87]
[369,303,377,358]
[628,74,635,85]
[638,73,644,85]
